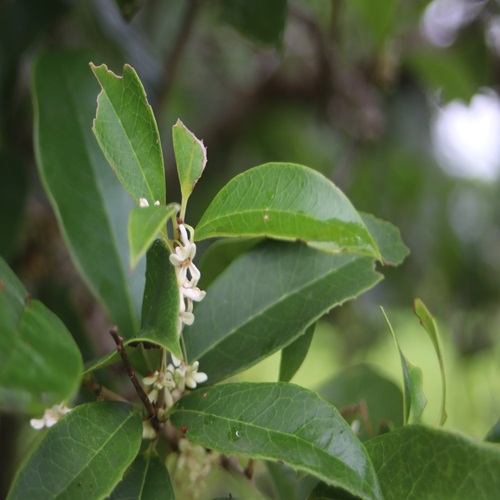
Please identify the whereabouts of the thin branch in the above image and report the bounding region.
[81,378,129,403]
[219,455,247,477]
[244,458,255,480]
[109,326,160,431]
[156,0,200,118]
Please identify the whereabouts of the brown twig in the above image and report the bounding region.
[244,458,255,480]
[219,455,247,477]
[109,326,160,432]
[81,378,129,403]
[340,400,374,437]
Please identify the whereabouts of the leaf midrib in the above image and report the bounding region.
[196,208,367,241]
[59,411,137,496]
[174,407,376,499]
[193,255,377,360]
[94,69,156,203]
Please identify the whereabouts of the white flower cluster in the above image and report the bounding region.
[30,402,71,430]
[142,356,207,409]
[174,438,219,498]
[169,223,206,336]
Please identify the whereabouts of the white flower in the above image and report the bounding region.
[169,224,201,286]
[171,353,182,368]
[181,284,206,302]
[142,420,157,440]
[170,245,199,286]
[30,402,71,430]
[139,198,161,208]
[175,438,219,498]
[185,361,208,389]
[168,360,207,392]
[142,370,175,404]
[179,310,195,326]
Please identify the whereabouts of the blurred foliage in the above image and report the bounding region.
[1,0,500,496]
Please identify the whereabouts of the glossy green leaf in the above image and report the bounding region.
[222,0,288,47]
[318,364,403,441]
[381,308,426,425]
[360,213,409,266]
[173,119,206,209]
[109,451,174,499]
[198,237,262,289]
[414,298,447,425]
[170,382,382,500]
[135,240,182,358]
[365,425,500,498]
[195,163,381,260]
[485,419,500,444]
[128,204,178,269]
[32,50,144,339]
[0,257,83,414]
[91,63,165,205]
[8,402,142,499]
[186,240,382,384]
[279,323,315,382]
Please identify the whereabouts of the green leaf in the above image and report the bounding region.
[135,240,182,358]
[279,323,315,382]
[195,163,381,259]
[309,481,361,499]
[381,307,426,425]
[360,213,409,266]
[186,240,381,384]
[414,298,447,425]
[485,419,500,444]
[128,204,178,269]
[8,402,142,499]
[350,0,399,46]
[365,425,500,498]
[109,451,174,499]
[222,0,288,47]
[32,50,144,339]
[83,342,161,378]
[0,257,83,414]
[318,364,404,441]
[266,461,303,500]
[91,63,165,205]
[408,49,478,103]
[198,237,262,289]
[173,119,207,210]
[170,382,381,500]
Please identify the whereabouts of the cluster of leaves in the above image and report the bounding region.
[1,49,499,499]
